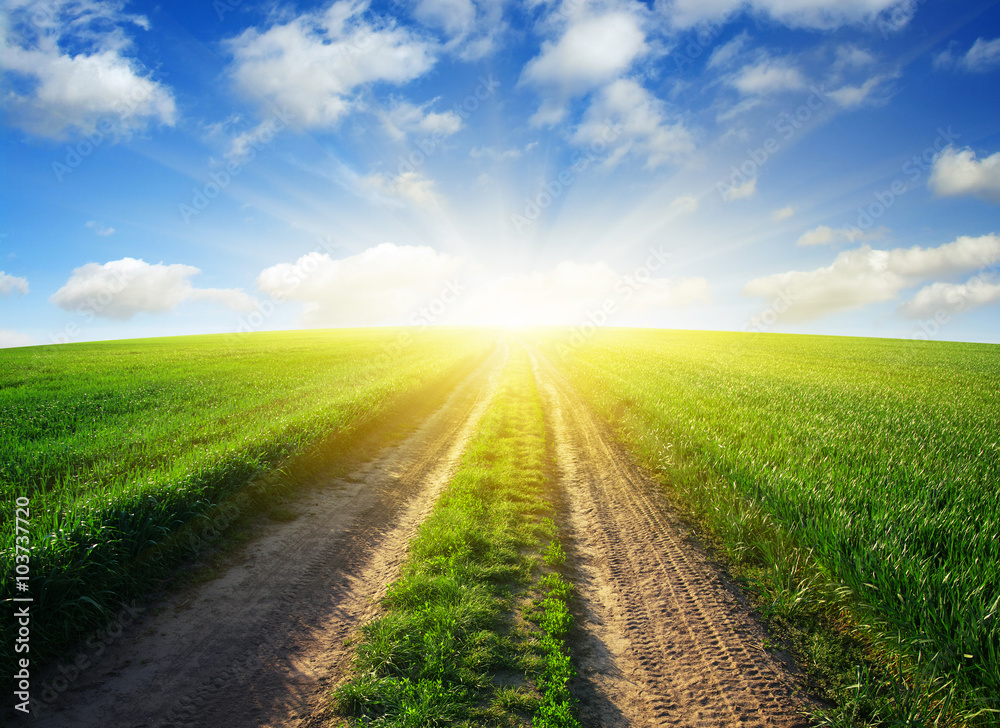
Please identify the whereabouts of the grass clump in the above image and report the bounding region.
[333,345,580,727]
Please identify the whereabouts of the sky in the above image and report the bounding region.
[1,0,999,348]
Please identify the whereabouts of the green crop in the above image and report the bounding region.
[536,328,1000,725]
[0,328,493,684]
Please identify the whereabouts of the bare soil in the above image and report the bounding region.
[23,343,506,728]
[528,346,815,727]
[20,339,817,727]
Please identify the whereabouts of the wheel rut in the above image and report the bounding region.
[528,346,814,728]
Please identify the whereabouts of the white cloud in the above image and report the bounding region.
[413,0,476,37]
[226,1,437,128]
[363,171,443,207]
[379,99,462,141]
[572,79,693,169]
[899,275,1000,319]
[936,37,1000,73]
[0,329,35,349]
[0,0,176,140]
[723,176,756,201]
[929,147,1000,203]
[0,271,29,297]
[255,243,462,326]
[50,258,256,320]
[521,10,648,125]
[744,234,1000,322]
[963,37,1000,71]
[796,225,886,246]
[411,0,505,60]
[833,45,876,72]
[666,0,915,30]
[828,72,897,108]
[86,221,115,236]
[470,145,523,161]
[772,206,795,221]
[731,57,806,95]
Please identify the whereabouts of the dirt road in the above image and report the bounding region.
[529,346,813,727]
[24,343,506,728]
[21,338,814,727]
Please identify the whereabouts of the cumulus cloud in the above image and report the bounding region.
[796,225,886,246]
[0,329,35,349]
[0,0,176,140]
[772,206,795,221]
[460,260,711,326]
[50,258,256,320]
[899,275,1000,319]
[929,147,1000,203]
[743,234,1000,322]
[666,0,915,30]
[572,79,693,169]
[255,243,462,326]
[0,271,29,297]
[521,9,648,125]
[226,1,437,128]
[378,99,462,141]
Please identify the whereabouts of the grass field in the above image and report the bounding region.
[534,328,1000,724]
[0,328,494,683]
[334,345,579,727]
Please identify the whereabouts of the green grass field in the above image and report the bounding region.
[4,326,998,725]
[534,328,1000,724]
[0,328,494,682]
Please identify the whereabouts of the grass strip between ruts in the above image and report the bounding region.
[333,344,580,727]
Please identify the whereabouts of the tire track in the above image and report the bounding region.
[528,346,813,728]
[25,341,507,728]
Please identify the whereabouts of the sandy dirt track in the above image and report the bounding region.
[22,343,506,728]
[528,345,814,727]
[17,338,817,727]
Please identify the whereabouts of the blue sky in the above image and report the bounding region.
[2,0,999,347]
